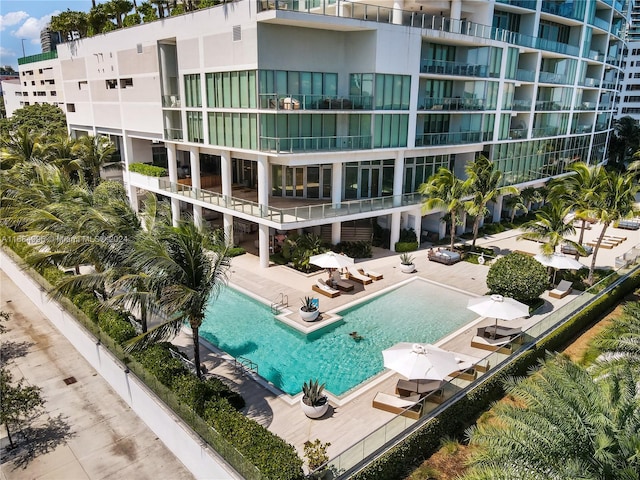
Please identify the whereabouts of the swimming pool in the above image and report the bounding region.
[200,279,477,396]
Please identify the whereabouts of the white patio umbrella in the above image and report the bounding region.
[467,294,529,331]
[534,252,584,284]
[309,251,354,270]
[382,342,460,381]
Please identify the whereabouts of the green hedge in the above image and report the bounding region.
[351,271,640,480]
[394,241,419,253]
[97,310,137,345]
[334,241,372,259]
[129,163,168,177]
[228,247,246,257]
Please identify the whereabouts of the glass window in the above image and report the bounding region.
[186,111,203,142]
[184,74,201,108]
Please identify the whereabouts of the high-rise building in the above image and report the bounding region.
[18,0,628,266]
[618,0,640,120]
[40,23,62,53]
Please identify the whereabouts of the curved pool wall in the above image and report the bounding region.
[200,279,477,396]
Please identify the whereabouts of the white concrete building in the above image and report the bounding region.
[26,0,625,267]
[1,79,22,116]
[9,52,66,117]
[617,0,640,120]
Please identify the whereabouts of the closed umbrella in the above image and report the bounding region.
[534,253,584,284]
[382,342,460,381]
[309,252,354,270]
[467,294,529,333]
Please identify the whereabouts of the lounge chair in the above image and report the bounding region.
[330,271,354,292]
[346,267,372,285]
[470,334,514,354]
[372,392,422,419]
[481,325,522,339]
[395,379,444,402]
[312,279,340,298]
[549,280,572,299]
[447,351,490,381]
[358,267,383,281]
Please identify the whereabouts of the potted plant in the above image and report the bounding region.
[301,379,329,419]
[299,296,320,322]
[399,252,415,273]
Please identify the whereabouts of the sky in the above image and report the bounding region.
[0,1,94,69]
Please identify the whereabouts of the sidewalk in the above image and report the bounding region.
[0,270,193,480]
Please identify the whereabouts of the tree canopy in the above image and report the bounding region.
[1,104,67,137]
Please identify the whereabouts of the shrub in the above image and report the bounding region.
[372,223,390,249]
[72,292,100,322]
[486,252,548,302]
[334,241,372,259]
[97,310,136,345]
[173,374,245,415]
[228,247,246,257]
[129,163,168,177]
[205,401,304,480]
[399,228,417,243]
[133,343,186,385]
[40,266,67,286]
[395,241,419,253]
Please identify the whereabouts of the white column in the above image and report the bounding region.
[166,143,180,226]
[331,162,342,206]
[256,156,269,212]
[450,0,462,20]
[122,133,139,212]
[392,0,404,25]
[492,194,504,223]
[258,224,270,268]
[393,151,404,206]
[438,220,447,239]
[331,222,341,246]
[390,212,401,251]
[411,208,422,244]
[223,213,234,245]
[456,211,466,236]
[189,146,202,227]
[220,150,232,198]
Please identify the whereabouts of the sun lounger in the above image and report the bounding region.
[481,325,522,339]
[586,240,616,249]
[617,220,640,230]
[395,379,444,402]
[372,392,422,419]
[470,335,514,354]
[312,279,340,298]
[330,272,354,292]
[358,268,383,281]
[549,280,572,299]
[346,267,372,285]
[447,351,490,380]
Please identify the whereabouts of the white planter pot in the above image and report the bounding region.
[301,397,329,419]
[299,307,320,322]
[400,263,415,273]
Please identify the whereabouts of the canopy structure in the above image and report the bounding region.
[467,294,529,331]
[534,253,585,284]
[309,252,354,270]
[382,343,460,381]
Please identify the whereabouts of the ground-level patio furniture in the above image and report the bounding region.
[470,334,514,355]
[428,249,461,265]
[372,392,422,419]
[481,325,522,339]
[312,280,340,298]
[395,379,444,403]
[358,268,383,281]
[617,219,640,230]
[329,271,354,292]
[549,280,573,299]
[447,351,490,381]
[561,243,593,256]
[346,267,373,285]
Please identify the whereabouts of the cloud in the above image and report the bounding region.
[0,11,29,31]
[12,11,60,45]
[0,46,16,58]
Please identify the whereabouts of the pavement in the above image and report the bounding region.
[0,270,194,480]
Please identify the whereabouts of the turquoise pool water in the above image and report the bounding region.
[200,280,476,396]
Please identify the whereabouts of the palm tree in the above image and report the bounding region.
[462,354,640,480]
[106,0,135,28]
[587,169,639,284]
[126,219,232,378]
[1,127,44,166]
[72,135,117,187]
[503,193,527,223]
[610,115,640,167]
[419,167,472,252]
[465,155,517,247]
[518,201,578,255]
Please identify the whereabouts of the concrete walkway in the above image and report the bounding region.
[0,270,193,480]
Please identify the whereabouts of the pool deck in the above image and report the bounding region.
[172,222,640,465]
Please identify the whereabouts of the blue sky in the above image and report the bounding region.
[1,1,94,68]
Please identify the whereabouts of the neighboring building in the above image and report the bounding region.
[40,23,62,53]
[11,51,65,117]
[1,79,23,116]
[0,65,20,99]
[25,0,626,267]
[618,0,640,120]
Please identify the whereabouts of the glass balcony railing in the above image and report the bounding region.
[579,77,600,88]
[419,97,486,111]
[421,60,490,78]
[601,81,617,90]
[495,0,537,9]
[535,101,570,111]
[598,103,613,110]
[540,1,583,21]
[588,50,606,62]
[590,16,610,31]
[531,126,560,138]
[164,128,183,140]
[259,135,372,153]
[511,99,532,110]
[595,123,610,131]
[508,128,527,139]
[575,101,597,110]
[538,71,569,84]
[515,69,536,82]
[572,124,593,134]
[415,131,483,146]
[162,95,181,108]
[258,93,375,110]
[157,178,424,225]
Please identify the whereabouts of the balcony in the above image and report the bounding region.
[531,126,560,138]
[590,16,610,31]
[258,94,374,110]
[164,128,183,140]
[579,77,600,88]
[588,50,606,62]
[495,0,537,8]
[535,101,569,111]
[572,124,593,134]
[515,69,536,82]
[156,178,424,226]
[538,71,569,85]
[419,97,486,111]
[420,60,489,78]
[575,101,597,110]
[415,131,484,147]
[508,128,527,140]
[259,135,372,153]
[162,95,181,108]
[511,99,532,110]
[540,2,583,21]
